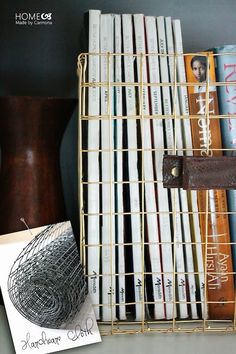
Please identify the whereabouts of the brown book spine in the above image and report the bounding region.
[185,53,235,319]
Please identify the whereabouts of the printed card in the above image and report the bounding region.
[0,221,101,354]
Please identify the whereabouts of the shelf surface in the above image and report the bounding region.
[1,305,236,354]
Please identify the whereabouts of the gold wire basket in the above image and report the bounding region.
[77,51,236,335]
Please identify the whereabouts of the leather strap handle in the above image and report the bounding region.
[163,155,236,190]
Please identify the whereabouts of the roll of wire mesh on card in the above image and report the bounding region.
[7,221,88,329]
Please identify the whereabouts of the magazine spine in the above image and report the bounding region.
[114,13,127,320]
[87,9,101,320]
[134,13,165,320]
[122,13,143,321]
[145,15,175,320]
[100,13,116,321]
[171,18,200,319]
[157,15,188,319]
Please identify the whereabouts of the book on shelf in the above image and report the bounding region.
[122,13,143,321]
[213,45,236,272]
[133,13,165,320]
[87,9,101,320]
[145,15,175,320]
[167,17,199,319]
[100,13,116,321]
[185,52,235,319]
[157,15,188,319]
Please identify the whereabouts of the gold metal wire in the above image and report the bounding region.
[77,52,236,335]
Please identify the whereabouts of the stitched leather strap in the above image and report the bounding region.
[163,155,236,190]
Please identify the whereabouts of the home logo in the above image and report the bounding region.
[15,12,53,26]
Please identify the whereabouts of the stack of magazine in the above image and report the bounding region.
[82,9,236,323]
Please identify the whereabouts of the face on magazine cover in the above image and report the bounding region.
[191,56,207,82]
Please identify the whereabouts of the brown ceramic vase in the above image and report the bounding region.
[0,96,77,235]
